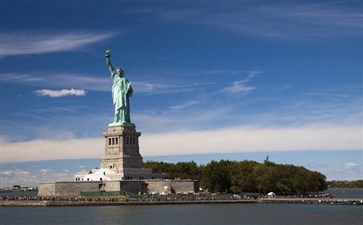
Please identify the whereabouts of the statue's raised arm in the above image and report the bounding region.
[105,50,115,76]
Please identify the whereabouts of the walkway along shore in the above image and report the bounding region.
[1,198,362,207]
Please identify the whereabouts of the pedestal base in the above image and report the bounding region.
[108,122,134,127]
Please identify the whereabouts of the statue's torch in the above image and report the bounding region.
[105,50,111,58]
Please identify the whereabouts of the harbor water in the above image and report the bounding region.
[1,203,362,225]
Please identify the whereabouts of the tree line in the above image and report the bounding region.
[144,160,327,195]
[327,180,363,189]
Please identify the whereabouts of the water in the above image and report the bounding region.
[326,189,363,199]
[1,204,362,225]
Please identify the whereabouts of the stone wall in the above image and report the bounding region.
[38,183,56,196]
[38,179,198,196]
[38,181,103,197]
[120,181,147,193]
[146,180,199,194]
[104,181,121,192]
[54,181,102,196]
[170,180,200,193]
[146,180,171,194]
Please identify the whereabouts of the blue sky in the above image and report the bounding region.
[1,0,362,186]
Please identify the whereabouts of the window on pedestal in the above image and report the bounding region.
[109,138,111,146]
[115,137,118,145]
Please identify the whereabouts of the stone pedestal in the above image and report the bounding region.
[73,124,168,183]
[100,125,152,180]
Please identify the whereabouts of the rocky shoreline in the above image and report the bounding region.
[1,198,362,207]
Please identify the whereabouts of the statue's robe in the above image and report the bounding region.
[111,73,133,123]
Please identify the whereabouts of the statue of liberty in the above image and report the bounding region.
[105,50,133,126]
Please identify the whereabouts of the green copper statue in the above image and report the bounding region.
[105,50,133,126]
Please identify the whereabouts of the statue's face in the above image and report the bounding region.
[116,68,124,77]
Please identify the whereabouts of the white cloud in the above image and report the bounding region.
[1,123,360,162]
[1,32,116,57]
[133,80,208,95]
[222,80,256,95]
[169,100,201,111]
[0,168,75,187]
[247,71,261,78]
[34,89,86,97]
[132,2,362,39]
[222,71,259,95]
[134,107,232,133]
[132,80,183,94]
[141,124,361,156]
[1,73,111,91]
[1,73,44,82]
[1,137,103,162]
[1,72,205,95]
[0,169,30,175]
[39,169,51,173]
[344,162,359,169]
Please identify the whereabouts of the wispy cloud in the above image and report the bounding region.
[344,162,358,169]
[0,168,75,187]
[134,106,233,133]
[0,169,30,176]
[1,72,210,95]
[1,73,44,82]
[222,80,256,95]
[141,124,361,156]
[222,71,260,95]
[130,2,362,39]
[332,162,363,180]
[1,123,360,163]
[277,84,291,92]
[0,72,114,92]
[1,136,103,162]
[169,100,201,111]
[1,86,361,162]
[34,89,86,98]
[0,32,116,57]
[132,80,197,95]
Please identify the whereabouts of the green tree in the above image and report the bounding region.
[145,159,328,195]
[173,161,202,180]
[230,161,258,193]
[201,160,233,193]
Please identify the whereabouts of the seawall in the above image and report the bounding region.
[1,198,362,207]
